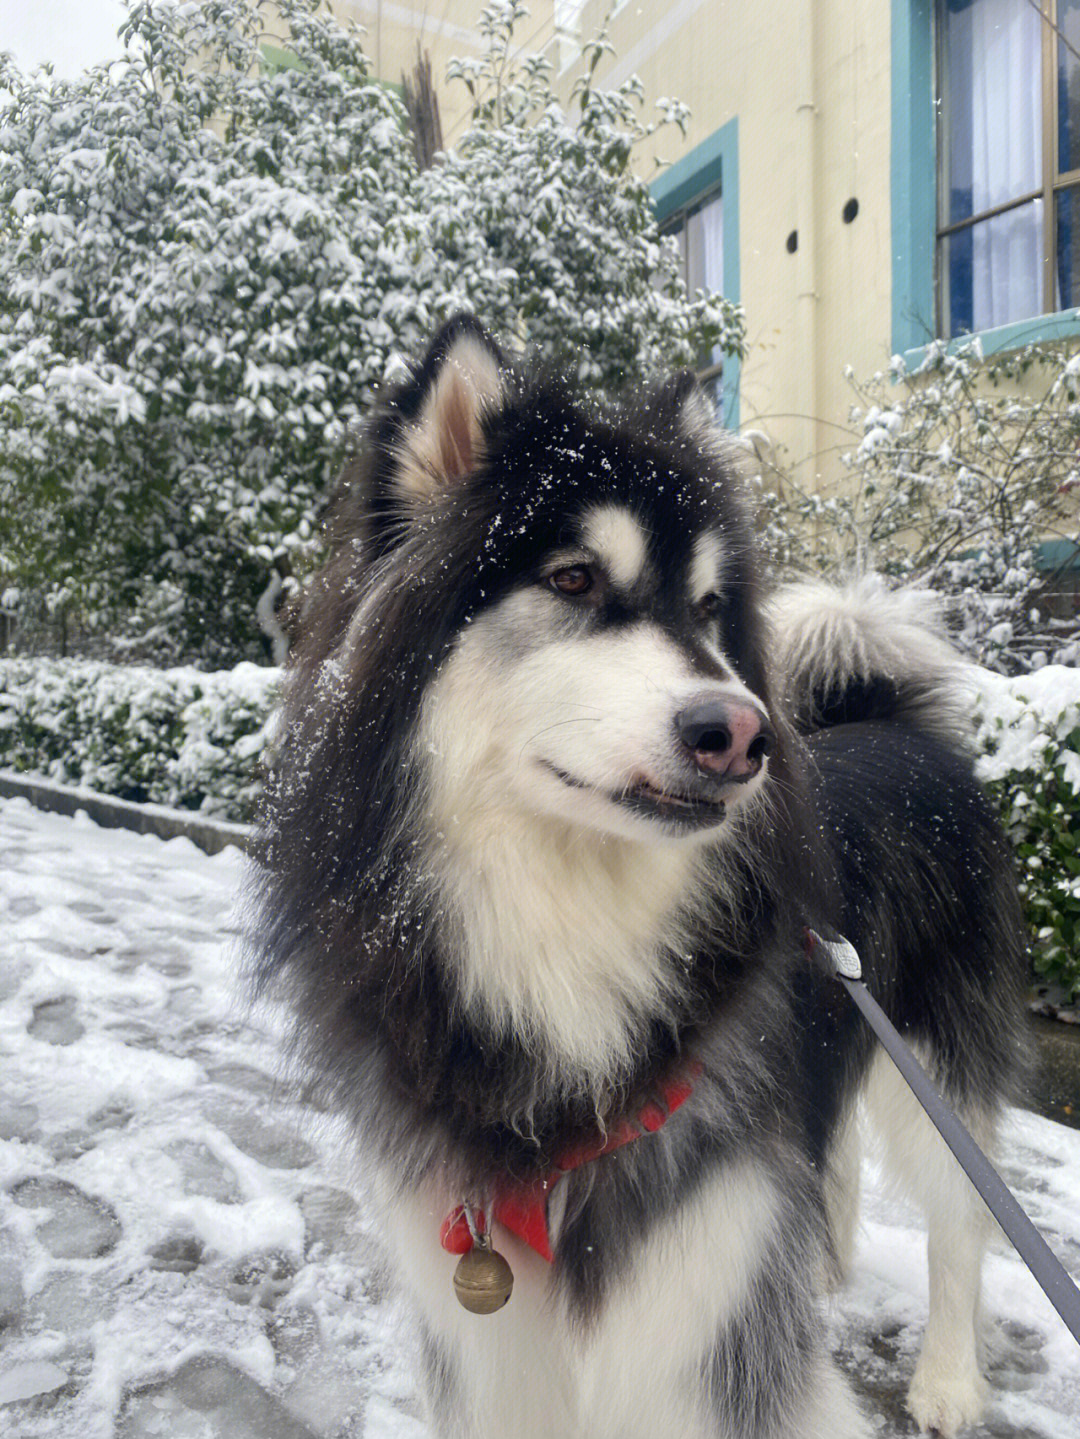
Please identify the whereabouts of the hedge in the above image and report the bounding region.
[973,665,1080,1003]
[0,657,280,821]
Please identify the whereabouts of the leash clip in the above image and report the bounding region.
[805,927,862,981]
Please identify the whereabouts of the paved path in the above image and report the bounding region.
[1,797,1079,1437]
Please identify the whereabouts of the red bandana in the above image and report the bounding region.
[440,1060,702,1263]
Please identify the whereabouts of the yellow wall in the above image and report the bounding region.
[573,0,896,492]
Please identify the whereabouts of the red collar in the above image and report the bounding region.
[440,1060,702,1263]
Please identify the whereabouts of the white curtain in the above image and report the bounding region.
[947,0,1042,331]
[687,193,724,378]
[686,192,724,297]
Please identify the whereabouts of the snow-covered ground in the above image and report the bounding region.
[1,797,1079,1439]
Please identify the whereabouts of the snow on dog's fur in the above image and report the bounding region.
[250,317,1028,1439]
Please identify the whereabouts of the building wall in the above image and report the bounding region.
[573,0,896,491]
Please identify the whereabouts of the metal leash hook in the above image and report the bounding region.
[805,925,1080,1350]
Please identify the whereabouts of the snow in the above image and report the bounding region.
[973,666,1080,798]
[2,795,1080,1437]
[0,656,281,820]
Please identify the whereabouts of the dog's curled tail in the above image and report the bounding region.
[767,576,973,741]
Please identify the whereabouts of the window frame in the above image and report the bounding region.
[658,184,725,397]
[650,118,740,428]
[892,0,1080,363]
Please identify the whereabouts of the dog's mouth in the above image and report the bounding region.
[619,777,729,830]
[541,763,730,832]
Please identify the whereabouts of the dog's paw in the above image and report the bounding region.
[906,1360,987,1437]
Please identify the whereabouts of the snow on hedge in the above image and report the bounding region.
[0,0,741,667]
[0,657,280,820]
[974,665,1080,787]
[973,665,1080,1001]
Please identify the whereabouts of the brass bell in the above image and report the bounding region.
[452,1241,514,1314]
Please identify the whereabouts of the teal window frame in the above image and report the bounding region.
[892,0,1080,367]
[651,118,740,429]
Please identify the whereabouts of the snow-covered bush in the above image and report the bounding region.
[0,656,280,818]
[974,666,1080,1000]
[0,0,741,666]
[430,4,742,394]
[0,0,410,666]
[759,337,1080,673]
[3,648,1078,996]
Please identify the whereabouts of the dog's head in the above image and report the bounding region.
[301,316,791,851]
[260,318,818,1102]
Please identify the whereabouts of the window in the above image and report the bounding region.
[937,0,1080,337]
[651,119,738,424]
[660,188,725,408]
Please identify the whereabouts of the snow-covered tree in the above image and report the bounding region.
[755,337,1080,673]
[429,2,742,392]
[0,0,742,665]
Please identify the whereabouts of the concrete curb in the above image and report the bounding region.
[0,768,255,857]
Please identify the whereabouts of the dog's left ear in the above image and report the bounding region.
[392,315,507,504]
[655,369,718,441]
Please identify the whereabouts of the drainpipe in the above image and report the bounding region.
[793,0,819,491]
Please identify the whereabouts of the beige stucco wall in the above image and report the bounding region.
[573,0,896,493]
[334,0,558,150]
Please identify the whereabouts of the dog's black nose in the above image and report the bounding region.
[676,697,774,777]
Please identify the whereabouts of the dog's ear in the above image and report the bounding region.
[392,315,506,504]
[655,369,718,441]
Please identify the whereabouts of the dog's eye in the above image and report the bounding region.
[699,592,722,619]
[549,566,594,597]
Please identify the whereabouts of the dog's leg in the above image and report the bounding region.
[823,1102,861,1290]
[863,1048,991,1438]
[705,1307,871,1439]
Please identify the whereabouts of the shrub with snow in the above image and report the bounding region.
[756,337,1080,674]
[0,0,741,666]
[974,665,1080,1001]
[0,656,280,819]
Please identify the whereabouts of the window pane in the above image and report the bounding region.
[1057,185,1080,306]
[685,192,723,295]
[683,192,725,380]
[942,0,1042,225]
[942,197,1043,334]
[1060,0,1080,175]
[670,222,687,283]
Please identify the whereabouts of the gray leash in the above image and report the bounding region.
[806,927,1080,1348]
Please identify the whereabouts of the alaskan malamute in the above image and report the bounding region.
[252,316,1027,1438]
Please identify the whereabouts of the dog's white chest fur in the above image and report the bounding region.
[377,1159,856,1439]
[431,809,702,1085]
[412,595,768,1096]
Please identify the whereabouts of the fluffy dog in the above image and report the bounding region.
[251,316,1027,1438]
